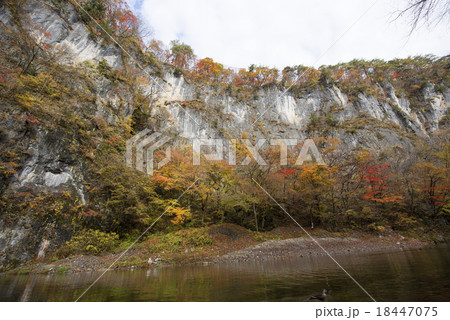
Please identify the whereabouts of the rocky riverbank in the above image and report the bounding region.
[214,236,429,263]
[3,224,438,275]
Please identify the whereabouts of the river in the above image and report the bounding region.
[1,245,449,301]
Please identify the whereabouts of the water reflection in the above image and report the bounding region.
[0,245,449,302]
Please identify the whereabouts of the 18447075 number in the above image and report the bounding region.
[376,307,438,317]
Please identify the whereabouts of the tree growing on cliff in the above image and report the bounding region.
[192,57,230,83]
[169,40,195,70]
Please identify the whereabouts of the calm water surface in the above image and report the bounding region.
[1,245,449,302]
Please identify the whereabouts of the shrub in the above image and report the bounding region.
[66,229,119,255]
[173,68,183,78]
[57,266,71,273]
[81,0,106,21]
[144,228,213,254]
[186,228,213,246]
[97,59,112,77]
[393,215,419,231]
[367,223,387,233]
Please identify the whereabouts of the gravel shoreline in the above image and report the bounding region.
[214,236,430,263]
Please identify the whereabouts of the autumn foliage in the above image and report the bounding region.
[360,164,404,203]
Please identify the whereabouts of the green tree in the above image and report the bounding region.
[169,40,195,70]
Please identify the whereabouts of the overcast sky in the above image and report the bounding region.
[126,0,449,69]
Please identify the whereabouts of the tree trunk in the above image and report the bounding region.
[253,203,258,232]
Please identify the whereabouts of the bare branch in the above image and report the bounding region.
[394,0,450,34]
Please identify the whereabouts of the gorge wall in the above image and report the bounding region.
[0,0,448,269]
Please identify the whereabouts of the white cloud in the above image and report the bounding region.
[132,0,449,69]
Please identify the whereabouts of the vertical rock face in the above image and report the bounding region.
[0,0,448,268]
[148,74,447,147]
[14,130,86,203]
[18,0,123,68]
[0,218,71,269]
